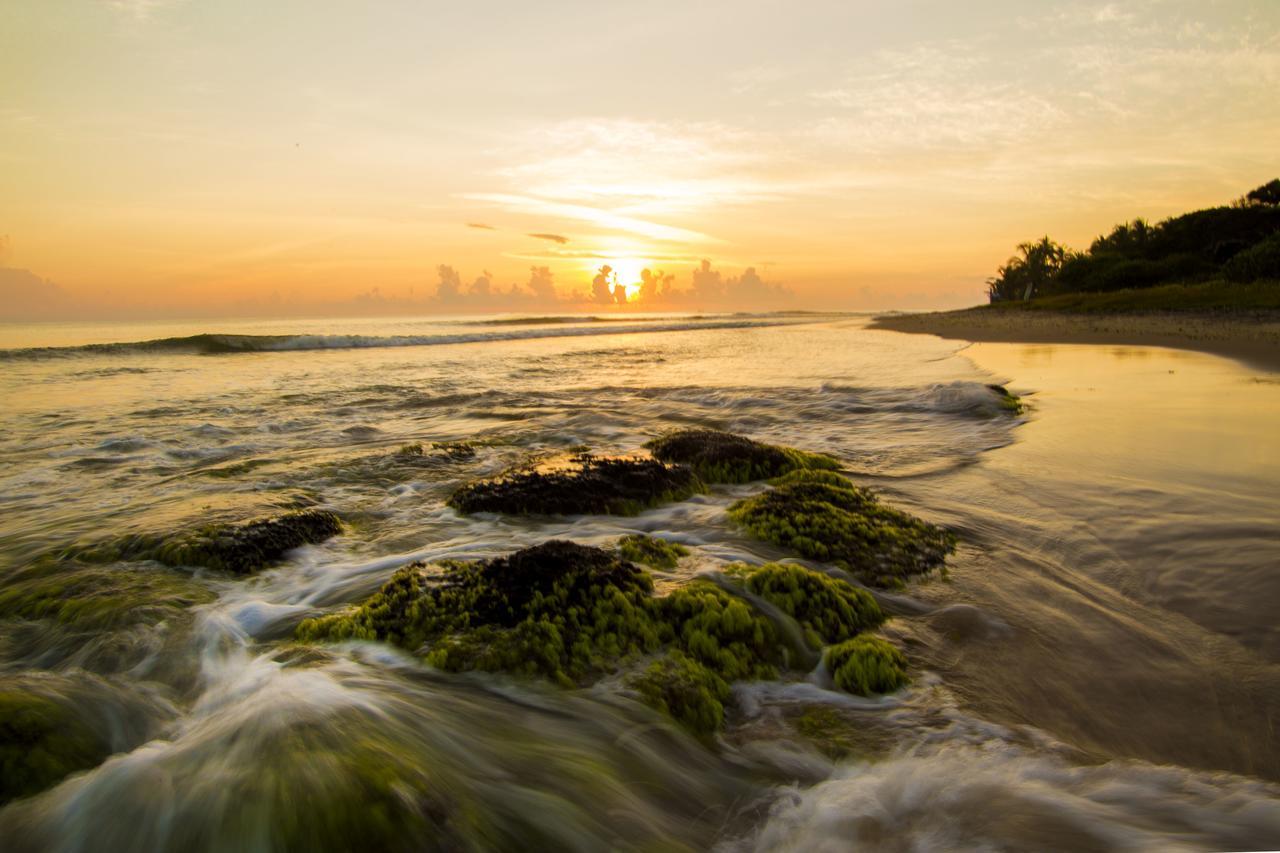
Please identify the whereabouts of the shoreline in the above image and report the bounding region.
[870,308,1280,371]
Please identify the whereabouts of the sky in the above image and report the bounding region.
[1,0,1278,318]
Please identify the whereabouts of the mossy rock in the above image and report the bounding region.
[67,509,342,574]
[618,534,689,569]
[645,429,839,484]
[299,541,664,684]
[448,454,703,516]
[296,542,905,735]
[628,651,730,738]
[735,563,884,648]
[728,470,955,586]
[0,561,214,630]
[826,635,909,696]
[986,384,1024,415]
[0,690,110,805]
[658,581,782,681]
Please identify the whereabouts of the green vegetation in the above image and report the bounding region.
[0,561,213,630]
[986,179,1280,302]
[789,705,875,760]
[618,534,689,569]
[978,279,1280,314]
[297,541,898,735]
[825,636,909,696]
[987,384,1024,415]
[1224,233,1280,284]
[733,562,883,648]
[645,429,839,484]
[728,470,955,587]
[0,690,109,804]
[66,509,342,574]
[628,651,730,738]
[448,454,704,516]
[298,541,664,684]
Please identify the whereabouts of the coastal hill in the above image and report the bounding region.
[873,180,1280,368]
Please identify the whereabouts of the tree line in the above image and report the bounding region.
[987,179,1280,302]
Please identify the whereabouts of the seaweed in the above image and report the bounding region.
[628,652,730,738]
[986,384,1025,415]
[299,541,664,684]
[728,470,955,586]
[645,429,839,484]
[67,509,342,574]
[0,561,214,630]
[734,562,884,648]
[297,541,901,735]
[618,534,689,569]
[658,582,782,681]
[826,635,909,696]
[0,690,109,805]
[448,454,703,516]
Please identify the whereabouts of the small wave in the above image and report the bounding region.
[0,319,794,360]
[737,742,1280,852]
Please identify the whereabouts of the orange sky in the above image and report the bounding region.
[2,0,1278,318]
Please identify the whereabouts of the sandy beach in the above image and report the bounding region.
[871,308,1280,371]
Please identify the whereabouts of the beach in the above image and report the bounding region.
[1,314,1278,850]
[871,308,1280,371]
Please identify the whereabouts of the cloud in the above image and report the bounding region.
[102,0,181,20]
[0,267,74,321]
[464,193,720,244]
[466,222,496,230]
[426,264,566,310]
[527,233,569,244]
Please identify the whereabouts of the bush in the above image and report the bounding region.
[1224,233,1280,283]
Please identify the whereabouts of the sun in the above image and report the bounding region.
[607,258,650,301]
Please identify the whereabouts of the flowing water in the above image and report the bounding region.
[1,313,1278,851]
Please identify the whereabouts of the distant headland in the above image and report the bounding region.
[873,180,1280,369]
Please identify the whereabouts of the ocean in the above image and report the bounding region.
[1,313,1278,851]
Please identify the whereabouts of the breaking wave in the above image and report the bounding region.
[0,319,791,360]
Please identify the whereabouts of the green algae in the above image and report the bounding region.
[0,561,214,631]
[826,635,909,696]
[645,429,839,484]
[298,541,664,684]
[728,470,955,587]
[658,582,781,681]
[789,705,879,760]
[618,534,689,569]
[296,541,911,735]
[987,384,1025,415]
[448,454,703,516]
[67,509,342,574]
[0,690,109,805]
[628,652,730,738]
[732,562,884,648]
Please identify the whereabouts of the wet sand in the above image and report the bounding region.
[871,308,1280,371]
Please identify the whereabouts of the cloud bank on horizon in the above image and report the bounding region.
[1,0,1277,319]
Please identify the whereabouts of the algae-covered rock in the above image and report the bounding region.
[986,384,1025,415]
[728,470,955,586]
[628,651,730,738]
[735,563,884,648]
[297,541,900,735]
[0,561,214,630]
[826,635,909,696]
[448,454,703,516]
[658,581,781,681]
[299,541,664,684]
[645,429,839,484]
[70,509,342,574]
[618,534,689,569]
[0,690,110,805]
